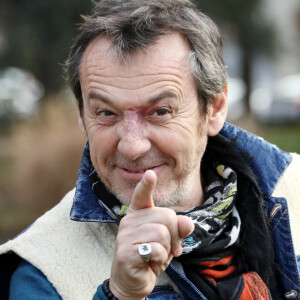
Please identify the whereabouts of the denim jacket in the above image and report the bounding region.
[70,122,300,299]
[221,123,300,299]
[1,122,299,299]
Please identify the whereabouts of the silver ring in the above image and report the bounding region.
[138,243,152,262]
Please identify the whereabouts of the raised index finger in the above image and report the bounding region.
[130,170,157,210]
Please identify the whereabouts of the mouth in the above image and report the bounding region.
[122,167,155,173]
[117,164,165,179]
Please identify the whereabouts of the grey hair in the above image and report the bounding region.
[65,0,227,115]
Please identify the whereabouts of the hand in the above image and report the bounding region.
[109,170,194,300]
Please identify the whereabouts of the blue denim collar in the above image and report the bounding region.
[220,122,292,198]
[70,122,292,222]
[70,143,117,223]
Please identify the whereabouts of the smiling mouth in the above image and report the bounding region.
[121,165,163,173]
[123,167,154,173]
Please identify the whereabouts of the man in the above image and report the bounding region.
[1,0,300,299]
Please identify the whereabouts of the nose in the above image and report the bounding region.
[117,117,151,161]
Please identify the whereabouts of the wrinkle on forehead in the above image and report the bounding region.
[80,32,197,110]
[81,32,192,77]
[86,74,184,96]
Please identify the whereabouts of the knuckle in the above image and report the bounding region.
[151,243,169,264]
[115,253,129,266]
[161,208,176,224]
[119,215,131,230]
[114,245,133,265]
[156,225,170,241]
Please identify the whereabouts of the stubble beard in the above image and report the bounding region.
[98,150,204,212]
[96,130,208,211]
[109,166,199,210]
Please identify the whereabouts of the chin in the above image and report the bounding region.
[101,171,196,211]
[152,192,186,209]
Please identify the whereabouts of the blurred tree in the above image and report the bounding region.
[0,0,275,113]
[0,0,92,93]
[194,0,275,114]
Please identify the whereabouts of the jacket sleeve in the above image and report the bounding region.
[92,285,110,300]
[9,259,62,300]
[10,259,110,300]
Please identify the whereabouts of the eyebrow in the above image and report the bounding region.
[88,92,111,104]
[148,91,179,105]
[88,90,179,106]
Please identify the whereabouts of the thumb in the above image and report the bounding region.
[177,215,194,239]
[130,170,157,210]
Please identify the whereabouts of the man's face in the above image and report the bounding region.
[80,33,212,211]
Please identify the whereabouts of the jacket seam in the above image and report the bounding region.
[150,291,178,295]
[70,157,84,218]
[272,201,300,287]
[271,209,287,233]
[285,206,300,287]
[71,217,116,222]
[276,267,300,290]
[168,264,206,300]
[267,154,293,198]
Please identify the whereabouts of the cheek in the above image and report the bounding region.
[152,129,197,163]
[88,126,118,167]
[154,123,208,170]
[89,139,103,169]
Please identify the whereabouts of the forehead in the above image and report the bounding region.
[80,32,192,84]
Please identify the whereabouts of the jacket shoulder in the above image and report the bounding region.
[0,188,118,300]
[273,153,300,256]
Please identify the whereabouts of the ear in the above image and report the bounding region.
[207,84,228,136]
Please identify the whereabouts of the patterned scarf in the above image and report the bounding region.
[89,161,271,299]
[176,164,270,299]
[179,164,240,256]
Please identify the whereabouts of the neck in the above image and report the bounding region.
[172,168,204,212]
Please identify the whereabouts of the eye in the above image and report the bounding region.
[152,108,171,116]
[147,106,173,124]
[97,110,115,117]
[95,109,118,125]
